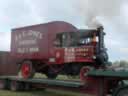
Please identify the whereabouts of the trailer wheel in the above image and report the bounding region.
[0,80,7,89]
[113,87,128,96]
[18,61,35,79]
[10,81,23,91]
[24,83,31,91]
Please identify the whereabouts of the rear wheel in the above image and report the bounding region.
[18,61,35,79]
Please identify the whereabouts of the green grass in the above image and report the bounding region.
[0,89,88,96]
[34,73,80,81]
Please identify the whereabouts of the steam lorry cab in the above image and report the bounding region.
[11,21,108,79]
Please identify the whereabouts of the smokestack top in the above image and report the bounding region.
[97,26,104,31]
[87,17,103,29]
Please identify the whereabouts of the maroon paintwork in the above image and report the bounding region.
[11,21,97,79]
[0,51,18,75]
[54,46,94,64]
[11,21,78,64]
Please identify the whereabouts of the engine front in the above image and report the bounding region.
[54,26,109,66]
[43,26,109,79]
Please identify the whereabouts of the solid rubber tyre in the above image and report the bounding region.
[18,61,35,79]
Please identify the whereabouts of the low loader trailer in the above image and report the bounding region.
[0,69,128,96]
[0,21,127,96]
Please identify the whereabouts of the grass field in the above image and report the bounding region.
[34,73,80,81]
[0,74,91,96]
[0,89,88,96]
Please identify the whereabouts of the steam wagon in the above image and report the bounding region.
[11,21,108,79]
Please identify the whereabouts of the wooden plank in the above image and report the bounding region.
[0,76,84,88]
[88,69,128,78]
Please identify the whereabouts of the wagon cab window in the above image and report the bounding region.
[78,38,92,45]
[54,32,77,47]
[54,34,62,47]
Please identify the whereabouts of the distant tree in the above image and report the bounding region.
[120,60,128,67]
[113,60,120,65]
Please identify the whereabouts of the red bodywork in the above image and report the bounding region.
[11,21,94,65]
[0,51,18,75]
[55,46,94,64]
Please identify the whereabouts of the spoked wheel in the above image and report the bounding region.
[18,61,35,79]
[46,67,58,79]
[80,66,94,83]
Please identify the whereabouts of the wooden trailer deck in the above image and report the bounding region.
[0,69,128,96]
[0,76,84,88]
[88,69,128,78]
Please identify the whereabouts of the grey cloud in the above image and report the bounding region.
[0,32,10,51]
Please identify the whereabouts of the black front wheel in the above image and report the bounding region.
[96,51,109,65]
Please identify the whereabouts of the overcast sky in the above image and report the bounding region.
[0,0,128,61]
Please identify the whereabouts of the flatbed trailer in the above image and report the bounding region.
[0,69,128,96]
